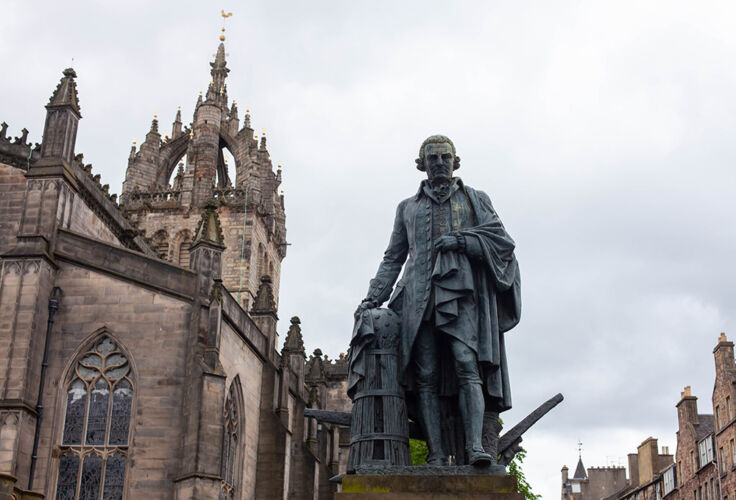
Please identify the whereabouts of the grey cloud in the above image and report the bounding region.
[3,1,736,497]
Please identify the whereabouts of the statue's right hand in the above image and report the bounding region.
[354,299,378,320]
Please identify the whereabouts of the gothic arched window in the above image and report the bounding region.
[152,230,169,260]
[173,230,192,269]
[220,381,243,500]
[55,336,133,500]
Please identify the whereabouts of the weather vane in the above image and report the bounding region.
[220,10,233,41]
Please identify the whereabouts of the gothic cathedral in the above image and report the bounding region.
[0,39,350,500]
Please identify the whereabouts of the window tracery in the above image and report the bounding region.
[220,382,242,500]
[56,336,132,500]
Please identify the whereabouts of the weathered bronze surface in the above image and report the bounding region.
[349,135,523,470]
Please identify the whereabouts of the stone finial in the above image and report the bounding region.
[192,200,225,247]
[251,275,277,315]
[681,385,692,398]
[0,122,7,140]
[149,116,159,134]
[720,332,728,343]
[244,109,251,129]
[212,42,228,72]
[260,133,267,150]
[172,107,183,138]
[282,316,305,357]
[47,67,81,116]
[306,349,326,380]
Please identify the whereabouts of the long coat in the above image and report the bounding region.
[365,178,521,411]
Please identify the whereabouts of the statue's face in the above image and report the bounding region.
[424,142,454,181]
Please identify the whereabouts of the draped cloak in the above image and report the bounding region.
[351,178,521,413]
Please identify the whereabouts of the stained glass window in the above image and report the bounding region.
[55,336,133,500]
[220,382,242,500]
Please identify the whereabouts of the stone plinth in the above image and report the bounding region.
[336,473,525,499]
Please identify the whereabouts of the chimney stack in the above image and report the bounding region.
[677,386,699,427]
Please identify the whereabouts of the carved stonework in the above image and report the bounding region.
[281,316,305,358]
[250,275,276,315]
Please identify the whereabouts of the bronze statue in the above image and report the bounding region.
[355,135,521,467]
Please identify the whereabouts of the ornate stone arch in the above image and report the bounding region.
[52,328,137,500]
[151,229,169,260]
[156,134,190,188]
[221,376,245,500]
[171,229,193,268]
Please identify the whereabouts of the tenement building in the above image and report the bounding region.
[0,38,350,499]
[561,333,736,500]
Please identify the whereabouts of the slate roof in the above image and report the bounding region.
[695,413,715,440]
[573,457,587,479]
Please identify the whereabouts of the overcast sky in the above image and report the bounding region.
[3,1,736,497]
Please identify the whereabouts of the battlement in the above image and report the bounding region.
[0,122,41,170]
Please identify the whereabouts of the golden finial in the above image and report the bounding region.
[246,108,250,113]
[177,105,181,110]
[280,189,284,195]
[199,90,203,96]
[262,127,266,135]
[254,134,258,139]
[277,163,282,170]
[164,134,169,140]
[153,112,158,119]
[189,130,194,139]
[132,140,136,145]
[220,11,232,41]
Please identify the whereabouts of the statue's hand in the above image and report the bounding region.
[434,234,463,252]
[354,298,378,320]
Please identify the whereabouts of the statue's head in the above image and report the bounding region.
[415,135,461,181]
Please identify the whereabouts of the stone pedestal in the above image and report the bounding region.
[336,473,525,499]
[0,473,16,500]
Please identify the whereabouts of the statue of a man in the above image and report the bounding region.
[356,135,521,467]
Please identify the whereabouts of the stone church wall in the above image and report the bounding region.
[61,185,120,245]
[219,321,265,500]
[130,205,282,310]
[32,262,191,497]
[0,164,27,253]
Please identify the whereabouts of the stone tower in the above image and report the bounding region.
[121,41,286,309]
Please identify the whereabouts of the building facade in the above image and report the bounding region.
[561,457,627,500]
[0,40,350,500]
[561,334,736,500]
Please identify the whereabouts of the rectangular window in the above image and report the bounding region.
[678,461,682,486]
[719,447,725,474]
[717,406,722,430]
[693,450,697,471]
[706,482,710,500]
[729,396,733,421]
[572,483,581,493]
[663,465,676,496]
[701,436,715,466]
